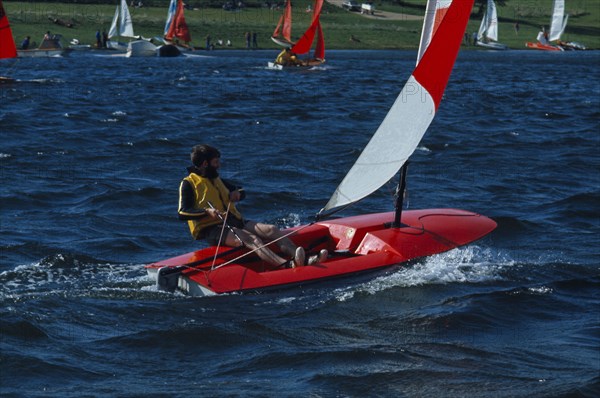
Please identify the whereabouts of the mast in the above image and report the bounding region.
[392,163,409,228]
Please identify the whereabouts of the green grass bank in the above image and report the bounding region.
[3,0,599,50]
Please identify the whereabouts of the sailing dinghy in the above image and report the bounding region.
[146,0,496,296]
[268,0,325,69]
[107,0,136,51]
[106,0,157,56]
[159,0,192,57]
[526,0,585,51]
[475,0,508,50]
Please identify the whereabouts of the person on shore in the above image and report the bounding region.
[21,36,30,50]
[245,31,251,48]
[178,144,327,268]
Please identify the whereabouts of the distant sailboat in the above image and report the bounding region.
[164,0,191,44]
[271,0,293,47]
[475,0,508,50]
[107,0,135,51]
[0,0,17,83]
[159,0,192,56]
[269,0,325,69]
[526,0,585,51]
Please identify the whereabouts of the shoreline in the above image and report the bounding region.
[4,1,598,51]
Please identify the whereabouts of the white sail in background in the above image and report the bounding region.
[478,0,499,42]
[109,0,135,39]
[108,6,119,38]
[549,0,568,41]
[321,0,471,215]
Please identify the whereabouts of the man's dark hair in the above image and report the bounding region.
[191,144,220,167]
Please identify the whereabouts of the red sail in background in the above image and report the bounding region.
[0,0,17,59]
[272,0,292,44]
[313,21,324,60]
[291,0,324,55]
[165,0,191,43]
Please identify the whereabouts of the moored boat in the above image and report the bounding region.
[475,0,508,50]
[17,35,71,57]
[159,0,192,56]
[126,39,158,57]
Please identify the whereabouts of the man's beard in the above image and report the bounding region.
[205,165,219,179]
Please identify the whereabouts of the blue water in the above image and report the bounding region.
[1,49,599,397]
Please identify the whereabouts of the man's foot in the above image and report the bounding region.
[307,249,328,265]
[293,247,305,268]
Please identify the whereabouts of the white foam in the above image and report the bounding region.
[333,246,514,301]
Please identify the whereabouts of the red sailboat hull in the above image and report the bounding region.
[525,42,563,51]
[146,209,496,296]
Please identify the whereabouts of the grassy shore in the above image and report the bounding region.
[3,1,599,50]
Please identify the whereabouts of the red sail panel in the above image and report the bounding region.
[413,0,473,110]
[272,0,292,43]
[314,21,324,60]
[291,0,324,55]
[0,0,17,59]
[432,4,449,38]
[165,0,191,42]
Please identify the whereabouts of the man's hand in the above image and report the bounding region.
[206,208,224,220]
[229,190,241,202]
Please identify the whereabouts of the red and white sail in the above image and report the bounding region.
[271,0,293,46]
[0,0,17,59]
[322,0,472,215]
[291,0,325,58]
[164,0,191,43]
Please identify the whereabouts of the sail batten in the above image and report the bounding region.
[321,0,472,216]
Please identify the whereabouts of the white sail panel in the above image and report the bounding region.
[322,76,435,213]
[164,0,177,36]
[108,6,119,39]
[477,0,499,42]
[487,0,499,41]
[119,0,135,38]
[549,0,566,41]
[477,8,488,41]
